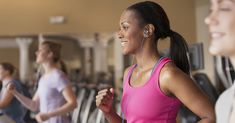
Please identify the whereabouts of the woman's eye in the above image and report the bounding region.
[219,4,232,11]
[219,7,231,11]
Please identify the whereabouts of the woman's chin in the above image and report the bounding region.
[122,50,130,55]
[36,60,42,64]
[209,46,224,56]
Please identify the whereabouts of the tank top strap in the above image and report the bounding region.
[123,64,137,88]
[150,57,173,90]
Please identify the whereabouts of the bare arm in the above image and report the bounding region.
[13,89,39,112]
[7,83,39,112]
[35,85,77,122]
[160,63,215,123]
[96,67,130,123]
[47,85,77,117]
[0,89,14,108]
[96,88,125,123]
[103,109,125,123]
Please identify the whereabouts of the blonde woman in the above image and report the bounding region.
[8,41,77,123]
[205,0,235,122]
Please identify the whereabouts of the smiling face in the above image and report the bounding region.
[205,0,235,57]
[35,44,51,64]
[117,10,145,55]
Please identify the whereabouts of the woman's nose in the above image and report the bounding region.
[117,30,123,39]
[205,11,218,26]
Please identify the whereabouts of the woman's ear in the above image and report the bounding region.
[148,24,155,36]
[5,70,10,76]
[48,51,54,59]
[144,24,155,36]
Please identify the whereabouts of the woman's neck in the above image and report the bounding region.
[42,62,57,75]
[134,46,160,70]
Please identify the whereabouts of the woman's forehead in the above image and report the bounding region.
[120,11,139,24]
[212,0,234,3]
[39,44,49,49]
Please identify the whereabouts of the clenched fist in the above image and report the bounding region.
[96,88,115,114]
[35,112,50,123]
[6,83,15,93]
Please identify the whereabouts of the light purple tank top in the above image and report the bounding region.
[121,57,181,123]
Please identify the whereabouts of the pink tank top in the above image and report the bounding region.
[121,57,181,123]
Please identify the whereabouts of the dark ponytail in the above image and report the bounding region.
[127,1,190,74]
[59,60,68,75]
[169,30,190,74]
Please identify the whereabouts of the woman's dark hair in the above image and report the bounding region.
[127,1,190,74]
[0,62,15,75]
[42,41,62,63]
[59,60,68,75]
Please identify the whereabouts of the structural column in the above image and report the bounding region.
[38,33,45,44]
[113,34,124,83]
[78,38,94,77]
[93,33,111,73]
[16,38,33,82]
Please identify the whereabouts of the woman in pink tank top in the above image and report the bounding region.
[96,1,215,123]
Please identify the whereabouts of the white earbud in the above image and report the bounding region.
[144,30,149,37]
